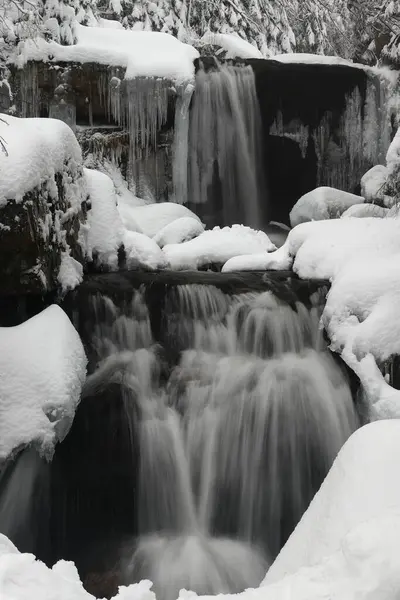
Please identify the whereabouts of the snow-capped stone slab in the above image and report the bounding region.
[0,305,87,462]
[164,225,276,270]
[20,24,199,84]
[201,31,263,59]
[360,165,388,203]
[153,217,204,248]
[290,186,364,227]
[265,421,400,585]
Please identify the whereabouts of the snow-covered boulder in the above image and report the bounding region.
[200,31,263,59]
[265,421,400,586]
[289,186,364,227]
[153,217,204,248]
[164,225,276,270]
[360,165,388,203]
[119,202,201,238]
[0,305,87,463]
[341,203,388,218]
[84,168,125,270]
[0,114,86,293]
[123,231,169,271]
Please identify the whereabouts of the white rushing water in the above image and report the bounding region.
[187,64,265,228]
[84,284,358,600]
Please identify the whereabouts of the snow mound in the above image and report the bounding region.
[123,230,169,270]
[201,31,263,59]
[153,217,204,248]
[20,24,199,84]
[0,114,83,206]
[290,186,364,227]
[265,421,400,585]
[0,542,155,600]
[360,165,388,203]
[57,252,84,292]
[164,225,276,270]
[341,204,388,218]
[122,203,201,238]
[85,168,125,269]
[0,305,87,462]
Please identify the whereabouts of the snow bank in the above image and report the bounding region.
[0,305,87,462]
[201,32,263,59]
[153,217,204,248]
[84,168,124,269]
[19,24,199,83]
[360,165,388,203]
[341,203,388,218]
[164,225,276,270]
[0,540,155,600]
[265,421,400,585]
[123,230,169,270]
[290,186,364,227]
[120,202,201,238]
[0,114,83,206]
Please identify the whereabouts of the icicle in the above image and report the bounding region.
[173,82,195,204]
[20,62,39,118]
[269,112,310,159]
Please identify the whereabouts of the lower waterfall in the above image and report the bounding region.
[77,282,358,599]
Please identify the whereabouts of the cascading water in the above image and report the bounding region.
[186,64,265,228]
[82,283,358,600]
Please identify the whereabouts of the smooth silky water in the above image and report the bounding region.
[81,284,358,600]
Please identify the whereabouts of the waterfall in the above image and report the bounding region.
[81,283,358,600]
[187,64,265,228]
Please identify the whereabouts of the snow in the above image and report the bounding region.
[0,114,83,205]
[289,186,364,227]
[123,230,169,270]
[264,421,400,585]
[19,24,199,84]
[200,32,263,59]
[386,126,400,175]
[272,53,360,67]
[120,202,201,238]
[360,165,388,203]
[0,541,156,600]
[341,203,388,218]
[153,217,204,248]
[57,252,84,292]
[84,168,125,269]
[164,225,276,270]
[0,305,86,462]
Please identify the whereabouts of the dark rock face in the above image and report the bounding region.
[0,171,87,295]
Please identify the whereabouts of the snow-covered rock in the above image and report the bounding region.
[360,165,388,203]
[0,114,86,293]
[123,230,169,270]
[0,305,87,462]
[265,421,400,585]
[84,168,125,269]
[290,186,364,227]
[341,203,388,218]
[121,202,201,238]
[153,217,204,248]
[164,225,276,270]
[272,53,361,67]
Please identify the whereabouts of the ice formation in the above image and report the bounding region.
[269,70,394,194]
[0,305,87,462]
